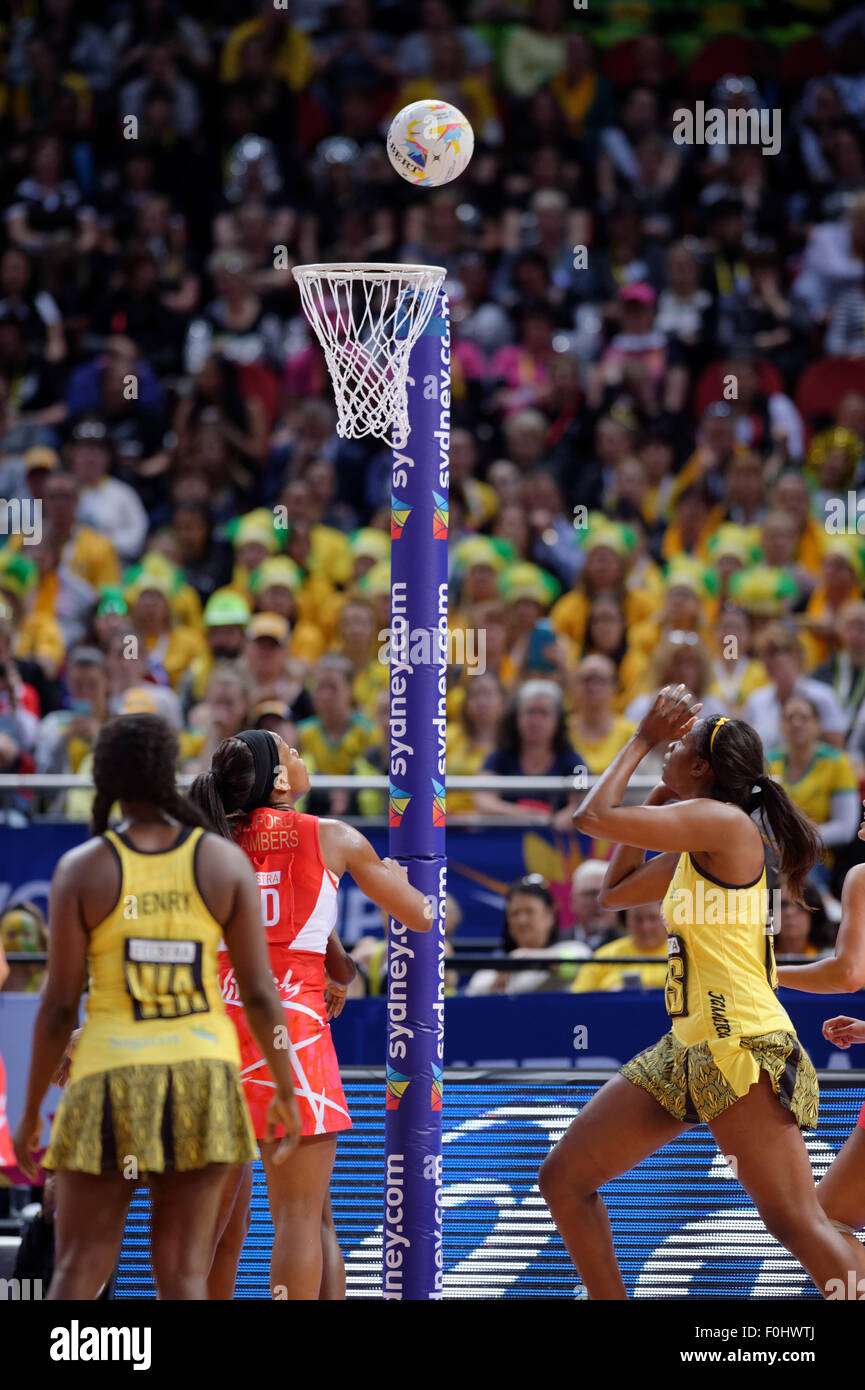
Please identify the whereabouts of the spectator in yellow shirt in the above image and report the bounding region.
[229,507,281,599]
[40,469,120,592]
[551,522,655,652]
[800,537,865,669]
[767,693,860,890]
[0,547,64,678]
[627,557,715,660]
[759,509,817,609]
[17,471,120,648]
[395,31,501,146]
[183,663,255,772]
[297,654,380,813]
[220,2,313,90]
[125,569,206,691]
[579,594,647,714]
[769,472,826,577]
[447,671,506,815]
[184,587,252,706]
[249,555,325,669]
[567,654,635,776]
[277,477,354,589]
[571,902,669,993]
[709,604,770,715]
[334,596,387,718]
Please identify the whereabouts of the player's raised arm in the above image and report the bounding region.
[319,820,432,932]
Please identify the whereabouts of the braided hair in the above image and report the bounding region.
[188,736,256,840]
[90,714,211,837]
[694,714,821,904]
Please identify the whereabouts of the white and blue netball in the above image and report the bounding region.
[386,99,474,188]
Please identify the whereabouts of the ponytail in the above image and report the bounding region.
[695,716,821,905]
[754,773,822,906]
[187,737,256,841]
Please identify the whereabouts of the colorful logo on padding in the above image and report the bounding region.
[389,785,411,827]
[432,778,446,827]
[386,1066,411,1110]
[433,490,448,539]
[431,1063,443,1111]
[391,495,411,539]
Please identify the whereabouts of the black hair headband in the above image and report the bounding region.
[235,729,280,813]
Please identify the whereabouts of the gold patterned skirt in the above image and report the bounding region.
[621,1029,819,1130]
[44,1058,257,1175]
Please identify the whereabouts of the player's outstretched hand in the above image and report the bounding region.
[265,1090,302,1163]
[382,857,408,882]
[822,1015,865,1049]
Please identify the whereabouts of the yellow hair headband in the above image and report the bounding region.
[709,717,729,752]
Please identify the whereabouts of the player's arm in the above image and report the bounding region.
[324,928,357,1020]
[777,863,865,993]
[320,820,432,932]
[14,849,89,1179]
[599,783,680,908]
[600,851,679,909]
[573,693,741,853]
[574,737,734,852]
[325,928,357,987]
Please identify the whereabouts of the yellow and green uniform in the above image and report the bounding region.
[446,724,495,814]
[7,525,120,592]
[220,16,313,88]
[297,712,379,774]
[14,608,65,668]
[345,655,389,719]
[44,826,255,1174]
[566,715,636,777]
[143,624,208,691]
[550,586,656,650]
[766,742,858,865]
[571,932,668,993]
[621,849,818,1128]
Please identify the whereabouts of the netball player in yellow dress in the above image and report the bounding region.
[13,713,301,1300]
[539,686,865,1299]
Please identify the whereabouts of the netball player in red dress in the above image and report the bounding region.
[777,798,865,1267]
[190,729,431,1300]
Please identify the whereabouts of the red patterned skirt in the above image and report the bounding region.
[218,947,351,1139]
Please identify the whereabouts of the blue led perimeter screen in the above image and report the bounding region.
[115,1069,865,1300]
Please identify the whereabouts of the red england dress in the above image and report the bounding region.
[218,806,352,1138]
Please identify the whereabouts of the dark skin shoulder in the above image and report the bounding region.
[65,819,259,935]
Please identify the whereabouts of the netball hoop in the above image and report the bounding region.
[292,262,446,446]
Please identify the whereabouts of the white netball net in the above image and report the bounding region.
[292,263,446,445]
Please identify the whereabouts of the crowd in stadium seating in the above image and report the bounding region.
[2,0,865,989]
